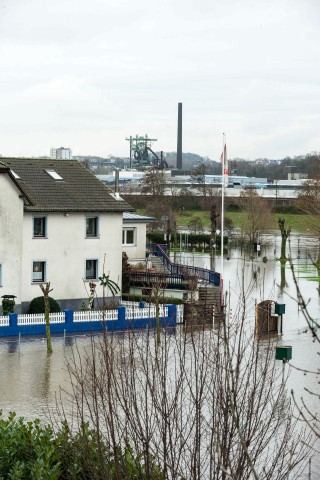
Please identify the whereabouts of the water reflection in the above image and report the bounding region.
[279,258,287,293]
[6,339,20,354]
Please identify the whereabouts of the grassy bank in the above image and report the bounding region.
[140,208,307,233]
[225,212,306,232]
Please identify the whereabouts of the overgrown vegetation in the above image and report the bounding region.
[0,412,163,479]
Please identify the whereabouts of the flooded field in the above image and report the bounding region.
[0,232,319,477]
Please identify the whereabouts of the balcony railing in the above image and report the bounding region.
[130,271,197,290]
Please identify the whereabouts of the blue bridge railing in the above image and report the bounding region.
[147,244,220,287]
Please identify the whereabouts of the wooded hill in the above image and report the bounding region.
[161,151,319,181]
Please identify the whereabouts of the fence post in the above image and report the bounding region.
[117,306,126,330]
[64,310,74,333]
[8,313,18,336]
[166,304,176,327]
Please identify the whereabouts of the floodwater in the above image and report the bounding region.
[0,232,319,477]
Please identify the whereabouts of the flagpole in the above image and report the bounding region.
[220,133,226,309]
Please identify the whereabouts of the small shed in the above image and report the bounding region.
[256,300,285,335]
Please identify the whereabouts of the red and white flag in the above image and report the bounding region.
[220,143,228,186]
[220,144,227,163]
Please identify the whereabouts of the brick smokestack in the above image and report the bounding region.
[177,102,182,170]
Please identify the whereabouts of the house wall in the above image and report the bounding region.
[21,212,123,312]
[122,222,147,262]
[0,175,24,303]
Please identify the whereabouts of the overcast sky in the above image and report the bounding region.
[0,0,319,161]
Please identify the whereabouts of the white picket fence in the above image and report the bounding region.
[176,304,184,324]
[18,312,65,326]
[73,310,118,323]
[0,315,9,327]
[0,302,183,327]
[0,304,181,328]
[126,306,168,320]
[122,301,184,324]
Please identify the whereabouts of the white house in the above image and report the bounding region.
[122,212,154,264]
[0,158,133,313]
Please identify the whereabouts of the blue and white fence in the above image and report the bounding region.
[0,304,177,337]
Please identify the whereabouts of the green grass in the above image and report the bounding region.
[177,211,308,232]
[175,211,211,227]
[226,212,307,232]
[139,208,311,233]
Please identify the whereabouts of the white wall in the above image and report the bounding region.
[0,175,24,301]
[21,211,123,307]
[122,222,147,262]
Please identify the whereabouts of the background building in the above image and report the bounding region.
[50,147,72,160]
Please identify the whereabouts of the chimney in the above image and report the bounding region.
[114,168,120,198]
[177,102,182,170]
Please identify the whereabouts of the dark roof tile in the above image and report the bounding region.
[1,158,133,213]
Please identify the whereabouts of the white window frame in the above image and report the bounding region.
[33,216,47,238]
[85,259,98,280]
[32,261,46,283]
[86,216,99,238]
[122,228,135,246]
[45,169,63,180]
[10,169,20,179]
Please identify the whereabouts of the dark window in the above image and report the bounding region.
[86,260,98,280]
[33,217,46,237]
[122,228,135,245]
[86,217,99,237]
[32,262,45,283]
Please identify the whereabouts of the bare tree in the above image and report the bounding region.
[238,189,274,245]
[59,284,313,479]
[146,204,177,244]
[191,163,208,196]
[297,174,320,264]
[282,244,320,460]
[277,218,291,292]
[188,215,204,234]
[141,171,165,196]
[39,282,53,355]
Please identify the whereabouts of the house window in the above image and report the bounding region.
[32,262,46,283]
[10,170,20,180]
[122,228,135,246]
[85,260,98,280]
[33,216,47,238]
[86,216,99,237]
[45,169,63,180]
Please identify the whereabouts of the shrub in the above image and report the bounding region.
[28,296,61,314]
[2,298,15,315]
[0,412,164,479]
[147,231,166,245]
